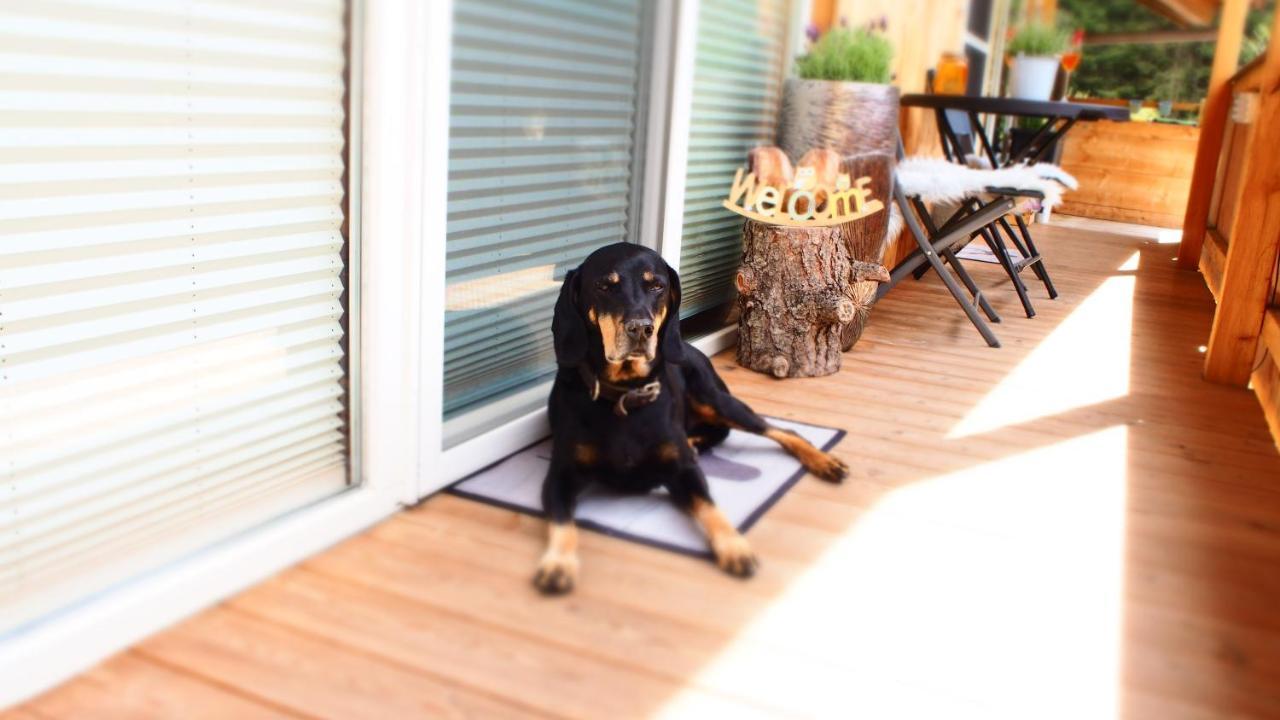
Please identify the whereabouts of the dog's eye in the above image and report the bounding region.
[596,280,614,292]
[649,283,665,293]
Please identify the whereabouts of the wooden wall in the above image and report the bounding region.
[1056,120,1200,228]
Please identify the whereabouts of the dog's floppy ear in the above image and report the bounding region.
[659,261,685,364]
[552,268,587,367]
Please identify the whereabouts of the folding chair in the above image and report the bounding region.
[931,106,1060,316]
[877,141,1011,348]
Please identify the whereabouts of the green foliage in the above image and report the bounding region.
[795,28,893,84]
[1058,0,1274,103]
[1007,22,1070,56]
[1242,11,1273,64]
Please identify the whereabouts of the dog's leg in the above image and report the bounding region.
[667,464,757,577]
[534,462,579,595]
[689,391,848,482]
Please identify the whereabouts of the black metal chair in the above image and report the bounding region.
[878,139,1011,348]
[933,110,1059,318]
[918,71,1060,318]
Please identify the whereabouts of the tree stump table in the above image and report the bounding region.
[735,152,894,378]
[736,221,855,378]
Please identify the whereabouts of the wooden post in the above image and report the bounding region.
[1175,0,1249,270]
[1203,11,1280,385]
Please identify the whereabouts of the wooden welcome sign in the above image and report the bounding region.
[721,147,885,227]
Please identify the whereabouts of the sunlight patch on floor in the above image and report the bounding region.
[947,252,1139,439]
[667,426,1130,720]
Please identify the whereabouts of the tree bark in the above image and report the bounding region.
[736,222,854,378]
[838,152,895,350]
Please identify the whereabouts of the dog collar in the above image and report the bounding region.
[577,364,662,417]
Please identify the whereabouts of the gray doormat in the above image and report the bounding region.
[449,418,845,558]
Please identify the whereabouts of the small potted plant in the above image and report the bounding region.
[779,23,898,162]
[1006,22,1069,101]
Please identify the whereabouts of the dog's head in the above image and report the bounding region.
[552,243,683,376]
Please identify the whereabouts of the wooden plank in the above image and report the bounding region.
[1213,118,1256,235]
[1057,204,1184,229]
[1200,227,1228,301]
[1252,355,1280,452]
[1057,121,1198,226]
[1058,121,1199,176]
[1084,29,1217,46]
[1176,0,1250,268]
[135,608,535,720]
[1261,309,1280,360]
[1137,0,1219,28]
[25,653,292,720]
[225,568,771,720]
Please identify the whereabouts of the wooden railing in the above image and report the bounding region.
[1179,11,1280,444]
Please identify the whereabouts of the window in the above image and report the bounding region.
[677,0,791,318]
[964,0,1006,96]
[0,0,354,635]
[441,0,653,446]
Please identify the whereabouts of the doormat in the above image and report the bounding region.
[449,418,844,558]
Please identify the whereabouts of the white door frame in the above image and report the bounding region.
[420,0,699,493]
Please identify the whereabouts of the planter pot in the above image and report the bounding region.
[777,78,899,350]
[779,78,899,160]
[1009,54,1059,101]
[1158,99,1173,116]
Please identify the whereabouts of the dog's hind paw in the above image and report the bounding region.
[533,555,578,595]
[711,533,758,578]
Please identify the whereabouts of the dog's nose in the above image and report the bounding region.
[624,318,654,341]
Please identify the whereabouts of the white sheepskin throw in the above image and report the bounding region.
[896,157,1078,209]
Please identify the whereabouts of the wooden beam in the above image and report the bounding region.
[1137,0,1219,28]
[1084,29,1217,46]
[1202,11,1280,385]
[1176,0,1249,270]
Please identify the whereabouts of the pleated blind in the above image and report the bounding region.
[0,0,351,634]
[444,0,646,437]
[678,0,790,317]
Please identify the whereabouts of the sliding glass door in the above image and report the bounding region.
[443,0,652,446]
[0,0,354,635]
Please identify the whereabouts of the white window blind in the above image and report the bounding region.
[443,0,648,444]
[0,0,351,635]
[678,0,790,318]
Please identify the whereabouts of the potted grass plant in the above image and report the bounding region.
[1006,22,1069,100]
[776,22,898,351]
[778,24,898,162]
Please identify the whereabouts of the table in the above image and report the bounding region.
[886,97,1129,341]
[899,95,1130,168]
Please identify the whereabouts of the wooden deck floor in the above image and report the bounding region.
[11,219,1280,719]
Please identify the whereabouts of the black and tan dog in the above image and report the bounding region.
[534,243,848,594]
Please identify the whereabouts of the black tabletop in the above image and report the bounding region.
[900,94,1129,122]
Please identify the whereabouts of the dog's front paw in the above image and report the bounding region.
[533,554,578,595]
[807,451,848,483]
[711,532,758,578]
